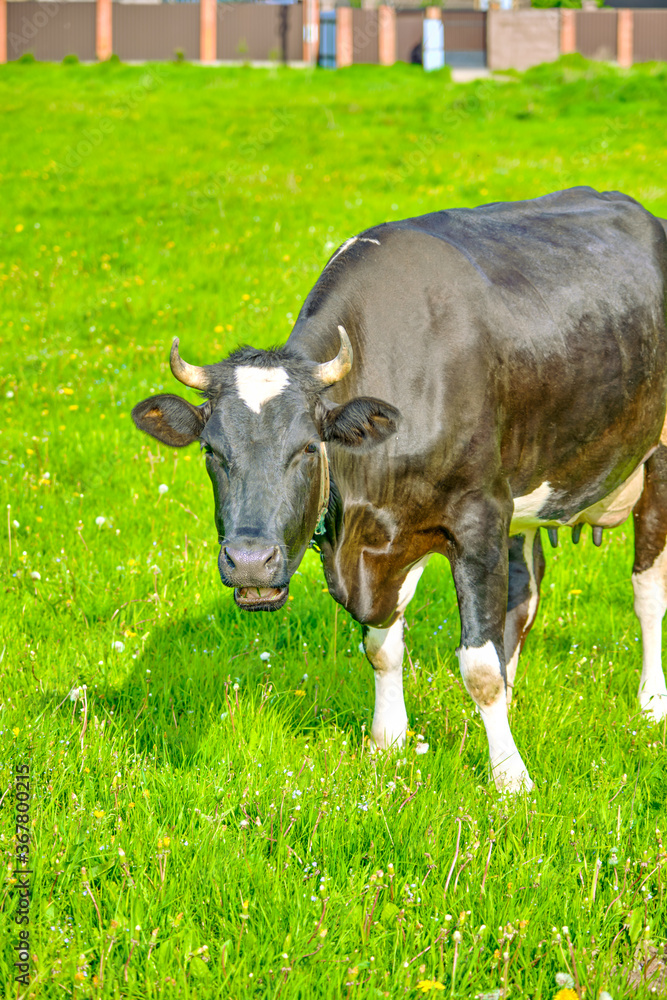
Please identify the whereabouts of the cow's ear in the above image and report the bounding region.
[315,397,400,451]
[132,394,211,447]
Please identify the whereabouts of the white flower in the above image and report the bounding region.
[599,993,614,1000]
[452,930,462,942]
[12,520,19,528]
[42,471,50,480]
[158,484,168,495]
[69,685,86,701]
[555,973,574,988]
[30,571,41,581]
[95,516,105,527]
[415,742,429,755]
[259,651,271,661]
[112,641,125,653]
[6,390,14,399]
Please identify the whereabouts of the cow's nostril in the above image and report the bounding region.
[223,546,237,569]
[264,546,279,567]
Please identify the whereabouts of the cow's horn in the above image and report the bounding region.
[170,338,208,391]
[314,326,353,385]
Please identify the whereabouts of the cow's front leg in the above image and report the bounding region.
[365,617,408,750]
[451,500,533,792]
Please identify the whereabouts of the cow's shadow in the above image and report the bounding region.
[90,585,379,764]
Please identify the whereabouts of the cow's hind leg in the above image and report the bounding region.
[632,446,667,722]
[504,530,545,705]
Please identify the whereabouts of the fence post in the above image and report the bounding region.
[200,0,216,63]
[336,6,353,67]
[96,0,112,61]
[560,9,576,55]
[378,5,396,65]
[617,8,633,67]
[303,0,320,64]
[0,0,6,65]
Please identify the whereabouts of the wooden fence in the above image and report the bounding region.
[1,2,667,70]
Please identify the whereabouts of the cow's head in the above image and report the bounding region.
[132,328,400,612]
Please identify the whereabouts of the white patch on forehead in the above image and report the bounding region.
[235,366,289,414]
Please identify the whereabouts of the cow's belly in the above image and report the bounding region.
[510,463,646,536]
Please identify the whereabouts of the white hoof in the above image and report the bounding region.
[640,691,667,724]
[491,756,533,793]
[370,731,406,752]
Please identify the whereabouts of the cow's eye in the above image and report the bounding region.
[304,442,319,456]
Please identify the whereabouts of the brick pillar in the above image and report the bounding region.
[303,0,320,64]
[336,6,353,67]
[617,8,633,68]
[96,0,112,61]
[378,5,396,65]
[560,9,575,55]
[200,0,216,63]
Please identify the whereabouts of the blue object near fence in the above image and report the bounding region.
[422,17,444,71]
[319,9,336,68]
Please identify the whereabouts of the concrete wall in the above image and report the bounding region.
[487,9,559,71]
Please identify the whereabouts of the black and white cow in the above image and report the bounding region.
[133,187,667,791]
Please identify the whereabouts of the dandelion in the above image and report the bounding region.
[158,484,168,495]
[30,571,41,580]
[12,727,19,736]
[69,686,86,701]
[415,742,429,755]
[112,641,125,653]
[294,690,306,697]
[12,520,19,528]
[95,516,106,527]
[93,810,105,819]
[554,991,578,1000]
[556,974,575,989]
[599,992,614,1000]
[5,391,14,399]
[259,651,271,661]
[416,981,445,993]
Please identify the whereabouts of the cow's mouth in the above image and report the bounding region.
[234,585,289,612]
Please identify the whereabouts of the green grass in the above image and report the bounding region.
[1,56,667,999]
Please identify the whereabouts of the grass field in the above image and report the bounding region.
[1,56,667,999]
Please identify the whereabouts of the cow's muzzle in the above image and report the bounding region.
[218,541,289,611]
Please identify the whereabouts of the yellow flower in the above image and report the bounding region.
[294,690,306,697]
[569,589,582,595]
[12,727,20,736]
[416,982,445,993]
[62,387,74,395]
[94,810,105,819]
[214,325,223,333]
[555,991,579,1000]
[15,223,24,232]
[69,405,78,411]
[242,293,250,301]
